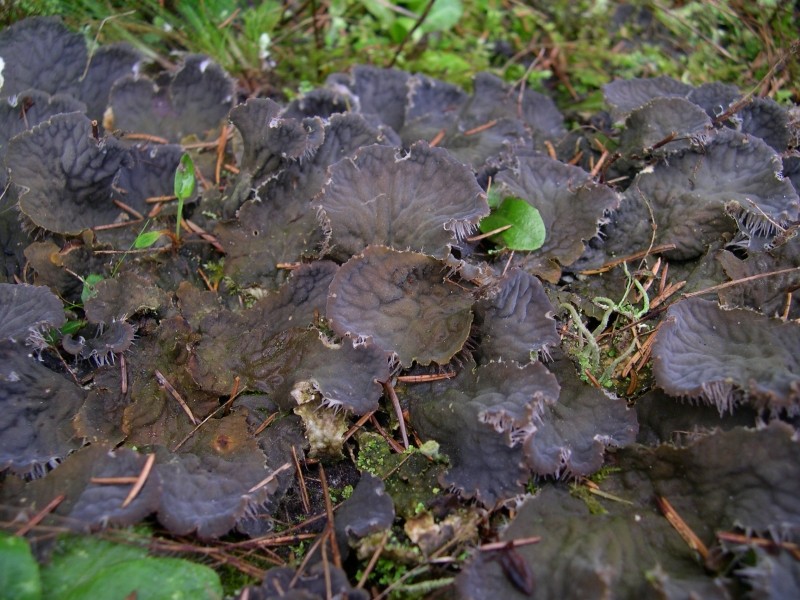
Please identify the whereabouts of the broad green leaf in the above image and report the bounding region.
[42,534,222,600]
[133,230,164,249]
[479,197,546,251]
[0,532,42,600]
[80,274,105,305]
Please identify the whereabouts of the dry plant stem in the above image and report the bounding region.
[120,353,128,395]
[589,149,610,178]
[370,415,405,454]
[465,224,513,242]
[292,445,311,514]
[123,133,168,144]
[113,198,144,220]
[782,291,793,320]
[478,536,542,552]
[579,243,676,275]
[683,266,800,299]
[15,494,65,536]
[321,538,333,600]
[655,495,709,562]
[357,530,391,589]
[289,523,327,588]
[583,368,602,388]
[247,462,293,493]
[649,279,686,310]
[319,464,342,569]
[154,369,197,425]
[92,218,144,232]
[429,128,446,146]
[621,321,662,377]
[343,411,375,442]
[717,531,800,561]
[172,379,243,451]
[145,194,176,203]
[464,119,498,136]
[215,124,230,185]
[182,218,226,253]
[253,411,279,437]
[382,380,409,450]
[121,453,156,508]
[91,476,139,484]
[379,451,415,482]
[196,266,215,292]
[387,0,437,67]
[396,372,456,383]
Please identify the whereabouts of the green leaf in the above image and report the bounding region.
[42,534,223,600]
[479,197,546,251]
[174,153,196,201]
[80,274,105,305]
[420,0,463,33]
[174,153,196,239]
[133,230,164,249]
[0,532,42,600]
[60,320,86,336]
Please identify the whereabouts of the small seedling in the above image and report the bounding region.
[80,273,105,304]
[133,229,164,249]
[174,152,196,240]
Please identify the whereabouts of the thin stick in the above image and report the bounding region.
[717,531,800,560]
[370,414,405,454]
[15,494,65,536]
[319,464,342,569]
[478,536,542,552]
[173,378,244,451]
[155,369,197,425]
[120,353,128,395]
[113,199,144,220]
[182,218,225,253]
[465,224,513,242]
[429,129,446,147]
[382,380,409,450]
[293,446,311,514]
[91,476,139,484]
[589,150,610,178]
[197,267,215,292]
[683,267,800,299]
[579,244,677,275]
[357,530,390,588]
[387,0,436,67]
[464,119,498,136]
[123,133,169,144]
[215,124,230,185]
[289,531,327,588]
[121,453,156,508]
[649,280,686,310]
[343,411,375,442]
[92,219,144,232]
[248,462,293,493]
[655,495,709,562]
[145,194,177,204]
[253,412,279,437]
[321,536,333,599]
[396,372,456,383]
